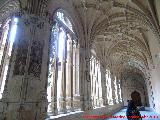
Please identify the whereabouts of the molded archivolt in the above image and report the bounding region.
[0,0,20,24]
[47,0,85,47]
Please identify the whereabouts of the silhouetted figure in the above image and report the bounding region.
[126,100,142,120]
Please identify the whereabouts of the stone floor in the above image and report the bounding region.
[105,107,160,120]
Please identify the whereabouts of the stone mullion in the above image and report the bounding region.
[73,44,82,109]
[93,77,96,107]
[66,35,73,112]
[97,75,100,106]
[51,59,58,115]
[95,62,98,106]
[96,63,99,106]
[75,46,80,96]
[111,74,116,104]
[72,45,80,110]
[59,32,67,113]
[0,22,7,50]
[97,62,100,106]
[92,59,96,107]
[115,78,119,103]
[95,61,98,107]
[95,60,97,106]
[90,58,93,106]
[116,78,121,103]
[118,79,123,102]
[0,26,2,42]
[0,40,11,91]
[101,66,107,106]
[105,71,109,105]
[0,20,11,88]
[50,25,59,115]
[72,47,76,96]
[116,79,119,103]
[98,64,103,107]
[78,47,85,110]
[106,75,109,105]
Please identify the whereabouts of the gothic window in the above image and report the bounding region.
[0,17,18,99]
[47,10,80,115]
[90,55,103,108]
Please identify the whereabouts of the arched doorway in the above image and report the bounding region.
[131,91,142,106]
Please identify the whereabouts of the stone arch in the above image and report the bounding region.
[47,0,84,46]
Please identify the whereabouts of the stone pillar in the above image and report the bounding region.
[72,44,81,110]
[79,47,92,111]
[79,47,85,110]
[111,73,116,104]
[0,20,11,88]
[0,25,2,40]
[101,67,108,106]
[0,13,51,120]
[58,33,67,113]
[49,24,59,115]
[97,63,103,107]
[117,79,122,103]
[66,35,73,112]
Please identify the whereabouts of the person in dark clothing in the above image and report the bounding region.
[126,100,142,120]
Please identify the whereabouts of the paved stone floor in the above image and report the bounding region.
[105,107,160,120]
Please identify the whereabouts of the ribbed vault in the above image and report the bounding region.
[71,0,159,81]
[0,0,158,81]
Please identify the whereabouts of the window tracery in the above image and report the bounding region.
[0,17,18,99]
[47,10,80,115]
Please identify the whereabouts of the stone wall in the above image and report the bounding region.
[147,30,160,114]
[122,77,148,106]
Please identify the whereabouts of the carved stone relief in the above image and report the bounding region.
[28,40,44,77]
[13,39,28,75]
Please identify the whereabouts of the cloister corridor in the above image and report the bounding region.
[0,0,160,120]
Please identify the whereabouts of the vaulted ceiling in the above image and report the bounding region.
[0,0,159,81]
[72,0,159,80]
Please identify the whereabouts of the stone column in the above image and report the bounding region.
[0,25,2,40]
[91,58,95,106]
[111,73,116,104]
[79,47,92,111]
[58,32,67,113]
[0,13,51,120]
[117,79,122,103]
[101,67,108,106]
[97,63,103,107]
[79,47,85,110]
[49,24,59,115]
[0,20,11,88]
[0,24,3,51]
[72,44,81,110]
[66,35,73,112]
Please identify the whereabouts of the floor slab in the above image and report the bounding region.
[105,107,160,120]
